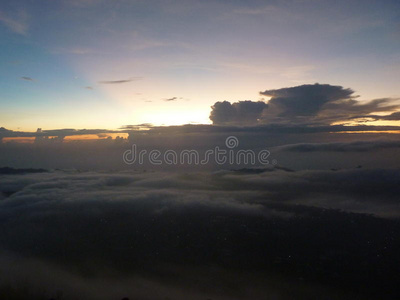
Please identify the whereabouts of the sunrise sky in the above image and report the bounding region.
[1,0,400,131]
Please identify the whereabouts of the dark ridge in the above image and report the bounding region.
[274,165,295,172]
[232,166,294,174]
[0,167,49,175]
[232,167,273,174]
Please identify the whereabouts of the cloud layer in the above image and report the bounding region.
[0,169,400,299]
[275,140,400,152]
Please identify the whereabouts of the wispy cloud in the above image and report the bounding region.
[98,77,142,84]
[232,5,278,16]
[164,97,178,102]
[20,77,34,81]
[52,47,99,55]
[66,0,103,7]
[0,10,29,35]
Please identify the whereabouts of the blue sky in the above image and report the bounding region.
[1,0,399,130]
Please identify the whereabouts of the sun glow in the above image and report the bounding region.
[141,110,211,126]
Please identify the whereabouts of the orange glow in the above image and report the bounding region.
[332,130,400,134]
[64,133,129,141]
[332,119,400,127]
[1,134,130,144]
[2,137,36,143]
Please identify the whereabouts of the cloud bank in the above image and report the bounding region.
[210,100,268,125]
[210,84,400,126]
[0,169,399,299]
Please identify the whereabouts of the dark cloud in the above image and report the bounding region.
[355,111,400,121]
[97,77,142,84]
[375,111,400,120]
[210,100,267,125]
[209,84,399,126]
[260,84,400,125]
[260,83,354,118]
[377,111,400,120]
[319,98,400,124]
[20,76,34,81]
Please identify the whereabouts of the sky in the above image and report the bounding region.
[1,0,400,131]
